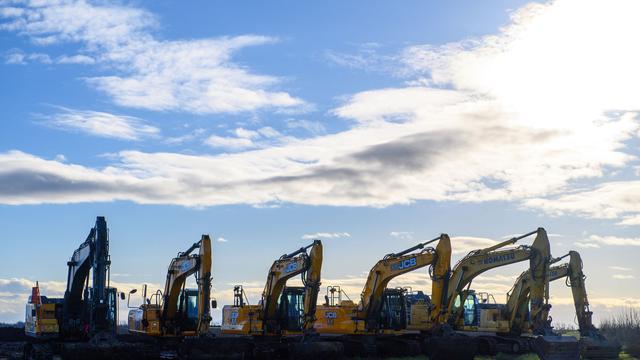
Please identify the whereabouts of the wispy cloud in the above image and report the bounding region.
[450,236,499,254]
[573,235,640,249]
[56,54,94,65]
[573,242,601,249]
[40,107,159,140]
[204,126,287,151]
[204,135,256,151]
[301,232,351,240]
[589,235,640,247]
[609,266,632,271]
[0,0,305,114]
[217,237,228,243]
[390,231,413,240]
[286,119,326,135]
[4,50,51,65]
[612,274,635,280]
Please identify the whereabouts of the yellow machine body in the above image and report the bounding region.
[25,302,60,338]
[314,234,451,335]
[127,304,162,336]
[221,304,263,335]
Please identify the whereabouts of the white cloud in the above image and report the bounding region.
[450,236,499,254]
[588,235,640,247]
[0,0,305,114]
[573,242,600,249]
[4,50,51,64]
[572,235,640,249]
[525,181,640,224]
[165,128,206,145]
[204,135,255,150]
[56,54,94,64]
[609,266,632,272]
[40,107,160,140]
[205,127,287,151]
[217,237,228,243]
[286,119,326,135]
[0,0,639,215]
[301,232,351,240]
[390,231,413,240]
[612,274,635,280]
[4,51,25,64]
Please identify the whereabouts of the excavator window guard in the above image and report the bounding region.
[150,290,163,307]
[476,292,497,304]
[324,286,351,306]
[233,285,249,307]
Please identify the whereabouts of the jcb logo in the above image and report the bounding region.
[391,257,417,271]
[324,311,337,319]
[285,263,298,273]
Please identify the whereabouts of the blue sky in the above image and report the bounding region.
[1,0,639,326]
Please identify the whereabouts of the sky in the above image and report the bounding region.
[1,0,639,327]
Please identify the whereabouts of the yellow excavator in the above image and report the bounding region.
[315,234,450,334]
[428,228,579,360]
[128,235,213,337]
[221,240,343,358]
[506,250,620,358]
[221,240,323,336]
[313,234,453,357]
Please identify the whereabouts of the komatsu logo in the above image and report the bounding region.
[391,257,417,271]
[482,253,515,265]
[285,263,298,273]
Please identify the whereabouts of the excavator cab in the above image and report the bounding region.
[277,287,306,331]
[84,286,119,334]
[453,290,511,332]
[176,288,200,332]
[379,288,407,330]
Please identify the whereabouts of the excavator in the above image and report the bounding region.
[313,234,454,357]
[221,239,323,336]
[128,234,214,337]
[427,228,580,360]
[506,250,621,359]
[23,217,125,358]
[221,240,342,358]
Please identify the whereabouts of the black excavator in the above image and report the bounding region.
[23,217,126,359]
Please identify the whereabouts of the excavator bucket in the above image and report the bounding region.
[531,335,580,360]
[580,336,621,359]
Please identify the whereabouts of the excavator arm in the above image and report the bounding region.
[441,228,550,334]
[302,240,322,331]
[261,240,322,332]
[355,235,450,331]
[508,250,597,336]
[62,228,94,333]
[162,235,212,334]
[507,251,620,358]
